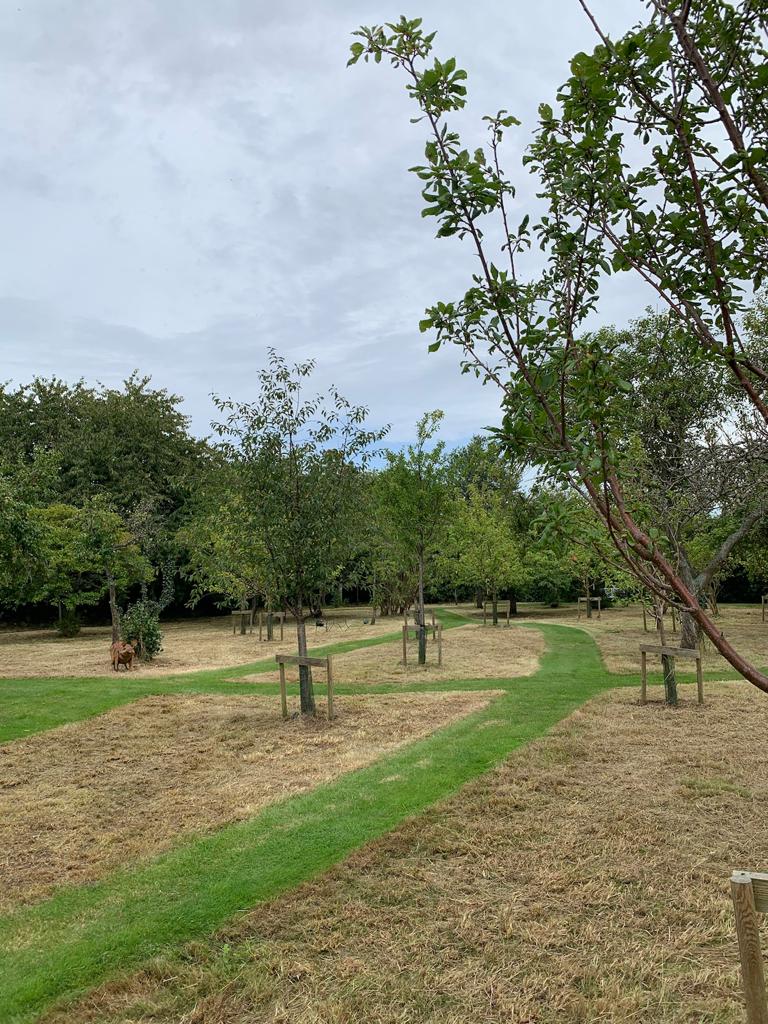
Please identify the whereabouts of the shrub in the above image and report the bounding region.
[56,609,81,637]
[121,601,163,660]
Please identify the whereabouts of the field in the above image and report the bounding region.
[0,604,765,1023]
[457,601,768,675]
[48,681,768,1024]
[249,621,545,686]
[0,690,497,910]
[0,611,402,678]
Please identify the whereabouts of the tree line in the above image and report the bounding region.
[3,306,768,707]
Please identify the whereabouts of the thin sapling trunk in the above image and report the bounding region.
[295,606,315,715]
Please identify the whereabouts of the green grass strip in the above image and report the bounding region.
[0,622,613,1023]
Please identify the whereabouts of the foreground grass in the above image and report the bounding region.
[1,622,615,1023]
[59,680,763,1024]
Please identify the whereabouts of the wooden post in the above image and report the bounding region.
[640,650,647,705]
[326,656,334,721]
[258,611,263,642]
[671,605,678,633]
[506,602,511,628]
[437,624,443,666]
[596,597,602,620]
[696,651,704,706]
[642,604,648,633]
[402,625,408,665]
[731,872,768,1024]
[279,661,288,720]
[483,602,487,626]
[577,598,582,621]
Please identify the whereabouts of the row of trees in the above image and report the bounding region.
[2,324,767,702]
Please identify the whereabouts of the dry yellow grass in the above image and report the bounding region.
[456,601,768,674]
[0,689,497,911]
[0,611,403,678]
[51,681,768,1024]
[246,622,544,686]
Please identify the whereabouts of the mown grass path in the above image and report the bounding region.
[0,614,706,1023]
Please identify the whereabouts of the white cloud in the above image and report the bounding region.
[1,0,647,443]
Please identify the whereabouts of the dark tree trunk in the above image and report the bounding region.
[475,589,483,610]
[662,653,678,707]
[655,600,677,706]
[108,576,120,643]
[492,590,498,626]
[295,607,315,715]
[585,578,592,619]
[510,593,518,616]
[680,611,699,650]
[239,597,247,636]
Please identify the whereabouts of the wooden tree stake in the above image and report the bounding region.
[731,871,768,1024]
[279,661,288,720]
[326,655,334,720]
[640,650,647,705]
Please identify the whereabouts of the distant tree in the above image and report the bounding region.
[179,465,275,623]
[378,411,449,664]
[28,500,151,637]
[0,480,43,610]
[0,375,209,617]
[445,435,522,502]
[0,374,206,514]
[213,350,387,715]
[350,5,768,693]
[445,487,526,623]
[598,311,768,647]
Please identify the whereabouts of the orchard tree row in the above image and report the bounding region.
[2,311,767,694]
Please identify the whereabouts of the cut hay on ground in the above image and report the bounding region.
[0,611,403,678]
[52,681,767,1023]
[457,601,768,675]
[0,689,498,911]
[244,623,544,686]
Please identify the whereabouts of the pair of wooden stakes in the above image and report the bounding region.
[230,609,286,640]
[275,653,335,720]
[401,610,443,666]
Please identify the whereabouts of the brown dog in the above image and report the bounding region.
[110,641,135,672]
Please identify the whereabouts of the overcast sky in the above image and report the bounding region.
[1,0,649,445]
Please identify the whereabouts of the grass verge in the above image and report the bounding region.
[1,621,610,1023]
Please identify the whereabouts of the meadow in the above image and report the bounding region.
[0,603,765,1022]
